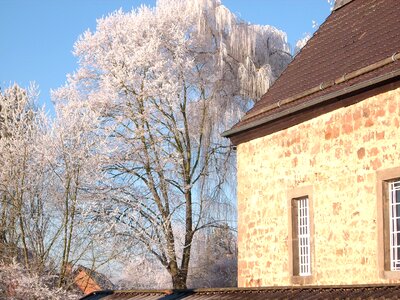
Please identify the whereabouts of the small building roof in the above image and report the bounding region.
[80,284,400,299]
[75,265,115,291]
[223,0,400,145]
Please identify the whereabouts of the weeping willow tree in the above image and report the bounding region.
[53,0,290,288]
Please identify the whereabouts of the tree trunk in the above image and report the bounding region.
[171,270,187,289]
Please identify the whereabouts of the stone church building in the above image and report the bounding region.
[223,0,400,287]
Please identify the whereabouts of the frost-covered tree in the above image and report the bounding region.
[0,260,80,300]
[188,224,237,288]
[116,256,171,289]
[0,83,51,270]
[116,225,236,289]
[54,0,290,289]
[45,98,108,286]
[294,34,311,55]
[0,83,111,296]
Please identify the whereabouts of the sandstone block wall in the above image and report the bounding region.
[237,87,400,287]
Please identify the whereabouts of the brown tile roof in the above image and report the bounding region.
[80,284,400,299]
[74,265,115,294]
[223,0,400,144]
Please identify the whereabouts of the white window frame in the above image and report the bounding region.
[389,180,400,271]
[297,197,311,276]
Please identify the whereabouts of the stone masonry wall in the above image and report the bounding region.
[237,87,400,287]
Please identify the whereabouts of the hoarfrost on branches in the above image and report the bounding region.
[0,82,115,297]
[53,0,291,289]
[294,34,311,55]
[0,260,79,300]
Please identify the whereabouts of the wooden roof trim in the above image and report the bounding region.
[81,283,400,299]
[242,51,400,122]
[222,67,400,139]
[84,283,400,294]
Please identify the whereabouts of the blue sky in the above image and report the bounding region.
[0,0,331,113]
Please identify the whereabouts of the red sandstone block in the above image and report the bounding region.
[324,132,332,140]
[336,249,344,256]
[364,118,374,127]
[394,118,399,128]
[238,261,247,270]
[363,107,371,118]
[361,257,368,265]
[389,101,397,113]
[324,125,340,140]
[343,112,352,123]
[357,175,364,183]
[325,125,333,140]
[333,126,340,138]
[344,141,352,155]
[342,123,353,134]
[376,108,385,117]
[311,143,320,155]
[354,119,362,131]
[371,157,382,170]
[376,131,385,140]
[353,109,362,120]
[368,147,379,157]
[332,202,341,215]
[357,147,365,159]
[288,134,300,147]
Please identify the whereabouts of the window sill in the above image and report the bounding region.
[291,275,313,285]
[382,271,400,280]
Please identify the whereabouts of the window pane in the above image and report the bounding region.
[396,204,400,217]
[389,180,400,270]
[296,197,311,276]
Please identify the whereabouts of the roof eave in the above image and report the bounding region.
[222,68,400,140]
